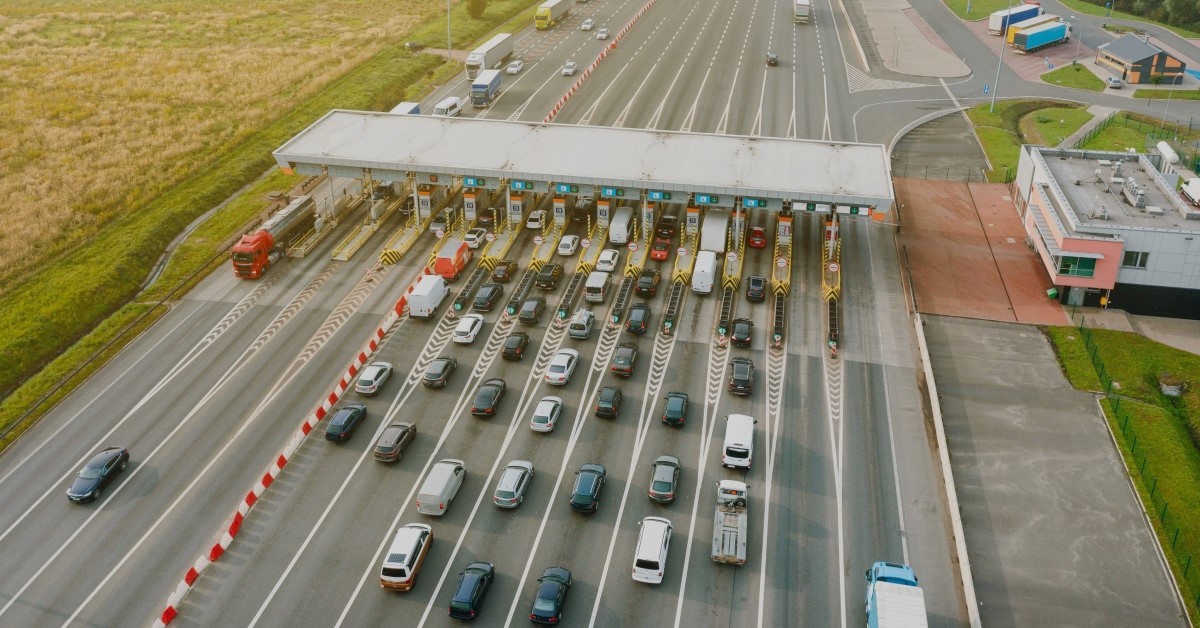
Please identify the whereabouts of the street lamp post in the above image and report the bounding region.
[446,0,453,60]
[990,0,1014,113]
[1071,16,1083,65]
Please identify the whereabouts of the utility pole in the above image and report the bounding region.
[990,0,1014,113]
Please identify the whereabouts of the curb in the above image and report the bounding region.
[153,269,433,626]
[912,312,983,628]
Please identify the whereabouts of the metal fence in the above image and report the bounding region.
[1069,306,1200,616]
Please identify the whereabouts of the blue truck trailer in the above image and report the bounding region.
[1013,21,1071,53]
[988,3,1042,35]
[470,69,502,108]
[865,562,928,628]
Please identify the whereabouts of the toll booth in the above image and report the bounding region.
[416,184,446,220]
[596,199,612,228]
[641,201,656,241]
[507,191,526,224]
[685,205,701,237]
[463,188,493,222]
[552,196,573,226]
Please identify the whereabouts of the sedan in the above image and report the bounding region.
[661,391,688,426]
[766,52,779,66]
[453,313,485,344]
[569,464,606,512]
[746,275,766,302]
[595,385,622,418]
[526,209,547,229]
[471,379,507,416]
[728,357,755,396]
[558,235,580,256]
[325,404,367,442]
[530,396,563,432]
[492,260,517,283]
[634,269,660,297]
[506,59,524,75]
[626,303,651,335]
[596,248,620,272]
[648,455,681,504]
[530,567,572,624]
[545,348,580,385]
[596,27,609,40]
[473,283,503,312]
[494,460,534,508]
[67,447,129,502]
[429,213,448,235]
[519,296,546,325]
[649,238,670,262]
[464,227,488,249]
[581,18,595,30]
[502,331,530,360]
[730,317,753,348]
[355,361,393,396]
[449,561,494,620]
[562,62,578,76]
[422,356,458,388]
[748,226,767,248]
[611,342,638,376]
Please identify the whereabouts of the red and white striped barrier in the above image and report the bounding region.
[155,268,431,626]
[543,0,658,123]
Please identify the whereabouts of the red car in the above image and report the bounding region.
[649,238,670,261]
[748,227,767,248]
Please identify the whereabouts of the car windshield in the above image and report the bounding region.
[79,465,104,480]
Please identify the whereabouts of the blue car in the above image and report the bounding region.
[67,447,130,502]
[325,404,367,442]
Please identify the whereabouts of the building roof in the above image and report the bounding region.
[272,110,894,211]
[1098,34,1167,64]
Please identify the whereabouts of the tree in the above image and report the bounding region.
[467,0,487,20]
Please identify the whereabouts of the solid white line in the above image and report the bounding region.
[611,61,660,128]
[830,0,868,70]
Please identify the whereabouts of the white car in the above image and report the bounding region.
[596,248,620,272]
[581,18,595,31]
[596,28,608,40]
[429,213,448,235]
[526,209,546,229]
[544,348,580,385]
[530,396,564,432]
[506,59,524,75]
[453,314,485,344]
[465,227,488,249]
[562,61,578,76]
[558,235,580,256]
[355,361,393,396]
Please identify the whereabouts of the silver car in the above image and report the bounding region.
[530,396,564,432]
[355,361,393,396]
[494,460,534,508]
[544,349,580,385]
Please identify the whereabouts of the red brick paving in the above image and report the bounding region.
[895,178,1067,325]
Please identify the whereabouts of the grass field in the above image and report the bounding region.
[1056,0,1200,39]
[1080,111,1200,152]
[941,0,1014,21]
[1041,64,1105,92]
[1132,89,1200,101]
[1019,106,1094,146]
[1046,325,1200,622]
[967,99,1085,181]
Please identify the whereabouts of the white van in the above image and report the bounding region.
[407,274,449,319]
[722,414,756,469]
[632,516,673,584]
[608,206,635,244]
[416,458,466,516]
[1182,178,1200,207]
[379,523,433,590]
[584,270,611,303]
[432,96,463,117]
[691,250,717,295]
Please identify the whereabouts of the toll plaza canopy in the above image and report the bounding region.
[273,110,894,213]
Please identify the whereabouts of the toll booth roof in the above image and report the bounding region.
[274,110,894,210]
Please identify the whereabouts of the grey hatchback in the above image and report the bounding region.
[373,422,417,463]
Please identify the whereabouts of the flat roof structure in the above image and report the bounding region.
[273,110,895,213]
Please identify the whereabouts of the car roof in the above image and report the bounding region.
[600,386,619,398]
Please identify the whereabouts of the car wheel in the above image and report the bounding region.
[120,460,128,471]
[93,487,101,500]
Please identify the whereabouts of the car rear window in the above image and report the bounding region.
[635,558,660,569]
[726,446,750,460]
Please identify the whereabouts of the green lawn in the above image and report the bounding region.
[1045,325,1200,623]
[1132,89,1200,101]
[1020,107,1094,147]
[941,0,1015,21]
[966,100,1084,181]
[1079,120,1148,151]
[1041,64,1105,92]
[1056,0,1200,39]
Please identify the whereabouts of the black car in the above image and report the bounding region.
[655,215,677,239]
[661,391,689,426]
[610,343,638,377]
[569,464,606,512]
[730,318,753,348]
[626,303,651,335]
[473,283,503,312]
[492,260,517,283]
[746,275,766,302]
[519,296,546,324]
[471,379,507,416]
[529,567,572,624]
[423,356,458,388]
[634,268,660,297]
[449,561,494,620]
[535,263,564,290]
[595,385,622,418]
[766,52,779,66]
[67,447,129,502]
[325,404,367,442]
[478,208,497,227]
[728,357,755,396]
[502,332,530,360]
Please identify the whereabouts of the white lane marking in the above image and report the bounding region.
[576,60,638,125]
[830,0,868,70]
[611,61,660,128]
[751,68,768,137]
[713,67,741,135]
[644,62,689,130]
[823,74,832,141]
[756,341,788,626]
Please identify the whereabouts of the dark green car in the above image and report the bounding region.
[661,391,689,426]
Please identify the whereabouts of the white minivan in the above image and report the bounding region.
[416,458,466,515]
[722,414,756,469]
[692,250,717,295]
[632,516,673,584]
[432,96,463,117]
[584,270,611,303]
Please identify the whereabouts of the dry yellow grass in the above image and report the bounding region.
[0,1,436,293]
